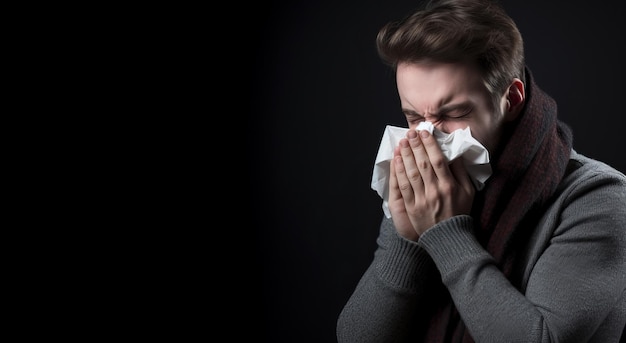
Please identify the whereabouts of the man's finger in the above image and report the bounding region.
[417,129,452,183]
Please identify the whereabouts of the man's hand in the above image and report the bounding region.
[388,129,475,240]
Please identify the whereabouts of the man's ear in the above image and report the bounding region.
[504,78,525,122]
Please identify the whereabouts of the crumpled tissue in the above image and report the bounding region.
[371,122,492,218]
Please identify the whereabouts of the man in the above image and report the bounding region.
[336,0,626,342]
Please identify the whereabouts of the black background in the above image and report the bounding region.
[250,1,626,342]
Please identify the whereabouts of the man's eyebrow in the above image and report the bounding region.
[438,101,472,113]
[401,109,422,116]
[401,101,472,116]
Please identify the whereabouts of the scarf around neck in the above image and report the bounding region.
[425,67,574,342]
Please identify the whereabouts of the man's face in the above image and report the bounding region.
[396,61,507,156]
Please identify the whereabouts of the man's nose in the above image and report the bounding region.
[423,117,447,134]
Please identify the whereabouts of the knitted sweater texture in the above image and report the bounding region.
[337,150,626,342]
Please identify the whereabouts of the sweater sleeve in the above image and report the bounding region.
[418,171,626,342]
[336,216,440,343]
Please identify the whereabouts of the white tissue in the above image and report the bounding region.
[371,122,492,218]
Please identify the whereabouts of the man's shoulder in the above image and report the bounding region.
[570,150,626,178]
[564,149,626,189]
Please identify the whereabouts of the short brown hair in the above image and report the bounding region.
[376,0,525,105]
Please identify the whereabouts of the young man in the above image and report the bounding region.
[336,0,626,342]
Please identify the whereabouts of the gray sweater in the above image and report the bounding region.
[337,150,626,342]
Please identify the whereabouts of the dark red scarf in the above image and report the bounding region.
[424,68,573,342]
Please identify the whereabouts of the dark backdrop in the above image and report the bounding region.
[250,1,626,342]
